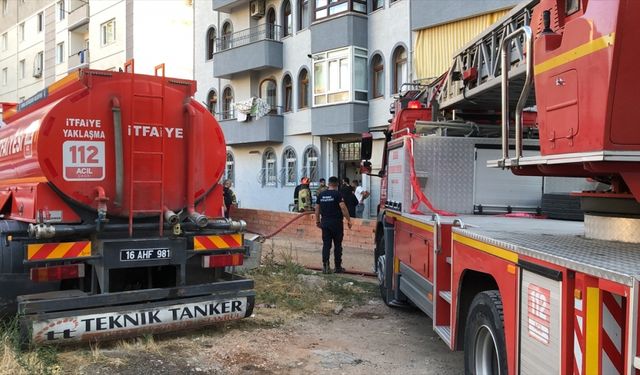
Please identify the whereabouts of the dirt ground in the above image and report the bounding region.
[56,290,462,375]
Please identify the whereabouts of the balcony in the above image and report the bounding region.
[212,0,250,12]
[67,49,89,73]
[218,108,284,145]
[213,24,283,79]
[310,14,367,53]
[311,103,369,136]
[67,2,89,31]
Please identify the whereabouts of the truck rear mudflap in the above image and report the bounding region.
[17,277,254,346]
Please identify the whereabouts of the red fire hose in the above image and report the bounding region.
[248,210,315,240]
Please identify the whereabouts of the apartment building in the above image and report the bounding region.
[0,0,193,104]
[194,0,518,215]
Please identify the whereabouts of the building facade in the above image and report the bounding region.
[194,0,518,216]
[0,0,193,104]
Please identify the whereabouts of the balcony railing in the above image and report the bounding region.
[215,24,281,52]
[68,49,89,72]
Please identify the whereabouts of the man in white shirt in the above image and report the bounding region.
[352,180,369,218]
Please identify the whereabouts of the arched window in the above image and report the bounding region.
[392,46,408,94]
[222,87,234,120]
[207,89,217,115]
[371,54,384,98]
[298,68,309,109]
[206,27,216,60]
[225,151,234,184]
[262,148,277,187]
[283,74,293,112]
[260,79,277,114]
[302,146,319,182]
[266,8,276,39]
[282,0,292,37]
[282,147,297,186]
[298,0,309,30]
[221,21,233,50]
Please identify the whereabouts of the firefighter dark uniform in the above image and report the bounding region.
[316,188,351,273]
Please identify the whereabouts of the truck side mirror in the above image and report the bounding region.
[361,132,373,161]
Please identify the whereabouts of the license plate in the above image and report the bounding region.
[120,248,171,261]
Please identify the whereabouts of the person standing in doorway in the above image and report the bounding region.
[315,176,352,274]
[223,179,237,219]
[352,180,369,218]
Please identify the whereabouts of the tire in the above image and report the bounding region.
[464,290,508,375]
[375,234,391,306]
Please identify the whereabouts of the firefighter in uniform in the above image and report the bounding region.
[297,177,312,212]
[315,176,352,274]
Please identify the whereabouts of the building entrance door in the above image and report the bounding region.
[338,142,361,184]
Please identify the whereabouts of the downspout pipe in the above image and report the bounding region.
[112,97,124,206]
[184,102,208,228]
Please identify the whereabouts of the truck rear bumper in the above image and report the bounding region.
[18,277,255,345]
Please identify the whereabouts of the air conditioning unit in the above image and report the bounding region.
[33,66,42,78]
[250,0,265,19]
[33,53,43,78]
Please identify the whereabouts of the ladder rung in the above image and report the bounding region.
[132,151,164,156]
[131,209,163,214]
[132,180,162,184]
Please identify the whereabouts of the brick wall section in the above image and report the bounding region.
[233,208,376,251]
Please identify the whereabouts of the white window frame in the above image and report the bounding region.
[18,59,25,79]
[18,23,25,42]
[101,19,116,46]
[58,0,65,21]
[263,148,277,187]
[1,33,7,51]
[2,68,7,86]
[37,12,44,33]
[56,42,65,64]
[2,0,7,16]
[312,46,368,107]
[302,146,319,184]
[282,147,297,186]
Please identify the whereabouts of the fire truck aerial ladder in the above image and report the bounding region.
[363,0,640,374]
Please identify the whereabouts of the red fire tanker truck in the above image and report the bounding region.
[364,0,640,373]
[0,61,254,345]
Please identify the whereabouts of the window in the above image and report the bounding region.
[282,147,297,186]
[34,51,43,77]
[225,151,234,184]
[299,68,309,109]
[302,146,319,182]
[37,12,43,32]
[206,27,215,60]
[282,0,292,37]
[262,148,277,187]
[221,21,233,50]
[312,47,368,105]
[2,68,7,86]
[101,19,116,46]
[566,0,580,15]
[58,0,65,20]
[283,75,292,112]
[222,87,234,120]
[207,90,217,116]
[314,0,366,20]
[392,46,408,93]
[19,59,25,79]
[298,0,309,30]
[371,53,384,98]
[371,0,384,12]
[56,42,65,64]
[260,79,277,113]
[1,33,6,51]
[18,23,24,42]
[2,0,7,16]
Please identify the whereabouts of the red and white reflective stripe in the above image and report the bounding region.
[202,253,243,268]
[574,295,584,375]
[602,292,624,375]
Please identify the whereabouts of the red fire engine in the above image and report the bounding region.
[0,61,254,345]
[363,0,640,373]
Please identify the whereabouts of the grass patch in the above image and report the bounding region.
[0,319,61,375]
[246,241,377,315]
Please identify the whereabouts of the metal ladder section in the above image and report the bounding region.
[437,0,538,111]
[433,217,466,348]
[126,61,168,237]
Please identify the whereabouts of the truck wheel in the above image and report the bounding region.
[375,235,391,306]
[464,290,507,375]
